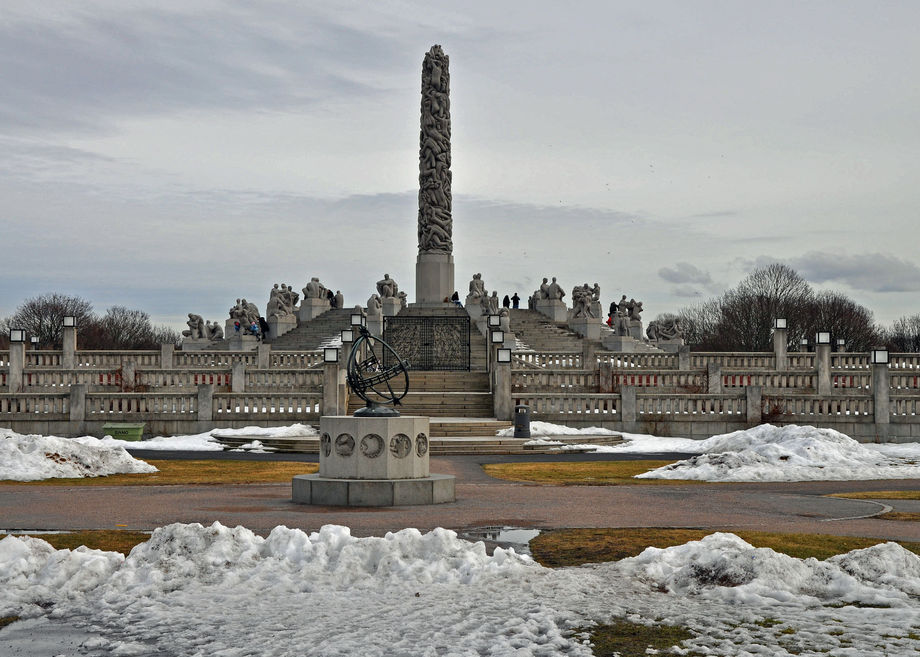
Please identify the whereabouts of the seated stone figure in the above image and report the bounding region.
[182,313,205,339]
[376,274,399,298]
[302,277,328,300]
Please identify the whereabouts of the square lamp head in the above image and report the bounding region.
[62,316,76,328]
[487,314,501,328]
[340,329,353,343]
[773,318,787,330]
[836,338,846,348]
[816,331,831,345]
[9,328,25,343]
[323,347,339,363]
[30,336,39,346]
[496,348,512,363]
[490,330,504,344]
[350,313,365,327]
[870,347,889,365]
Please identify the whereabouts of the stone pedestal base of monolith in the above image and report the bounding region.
[292,415,455,506]
[569,317,600,340]
[267,314,297,340]
[298,298,331,322]
[535,299,568,322]
[415,252,455,306]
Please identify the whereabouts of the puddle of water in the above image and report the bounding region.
[460,526,542,555]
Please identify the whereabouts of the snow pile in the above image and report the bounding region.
[619,532,920,607]
[98,430,224,451]
[211,423,318,439]
[498,421,619,438]
[637,424,920,481]
[2,522,920,655]
[97,423,319,451]
[0,429,157,481]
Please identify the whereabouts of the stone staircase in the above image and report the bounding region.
[268,308,354,350]
[347,371,494,418]
[509,309,589,352]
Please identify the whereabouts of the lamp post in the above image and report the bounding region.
[772,318,788,370]
[62,316,77,369]
[871,346,890,440]
[815,331,832,396]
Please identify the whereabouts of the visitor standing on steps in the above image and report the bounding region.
[502,294,511,308]
[511,293,520,309]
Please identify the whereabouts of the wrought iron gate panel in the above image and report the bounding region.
[383,316,470,371]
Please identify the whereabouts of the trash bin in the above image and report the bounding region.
[102,423,145,441]
[513,404,531,439]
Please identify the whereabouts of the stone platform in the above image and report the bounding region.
[291,473,455,506]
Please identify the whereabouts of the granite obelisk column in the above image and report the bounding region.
[415,45,455,306]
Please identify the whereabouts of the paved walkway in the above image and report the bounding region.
[2,454,920,542]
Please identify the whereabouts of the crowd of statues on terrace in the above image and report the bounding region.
[181,269,685,349]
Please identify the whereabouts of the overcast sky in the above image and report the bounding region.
[2,0,918,329]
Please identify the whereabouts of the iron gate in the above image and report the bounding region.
[383,315,471,371]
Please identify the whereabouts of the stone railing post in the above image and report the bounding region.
[257,343,271,369]
[816,343,831,396]
[323,362,340,416]
[746,386,762,425]
[493,360,512,421]
[160,343,175,370]
[678,345,690,371]
[707,362,722,394]
[122,360,136,392]
[8,341,24,392]
[620,385,636,427]
[62,325,77,369]
[197,384,214,431]
[231,362,245,393]
[598,361,613,393]
[69,383,86,433]
[872,361,890,441]
[581,341,596,371]
[773,328,788,371]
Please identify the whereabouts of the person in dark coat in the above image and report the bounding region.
[326,289,335,307]
[502,294,511,308]
[258,316,270,339]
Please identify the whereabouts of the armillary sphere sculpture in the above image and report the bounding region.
[345,324,411,417]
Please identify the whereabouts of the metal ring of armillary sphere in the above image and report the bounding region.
[345,324,411,417]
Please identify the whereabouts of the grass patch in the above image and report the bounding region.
[830,490,920,500]
[482,460,701,486]
[0,616,19,630]
[879,512,920,522]
[0,460,317,486]
[0,530,151,555]
[579,619,703,657]
[530,528,920,567]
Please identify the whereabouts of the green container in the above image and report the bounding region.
[102,423,145,441]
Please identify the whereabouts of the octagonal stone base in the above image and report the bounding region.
[292,473,455,507]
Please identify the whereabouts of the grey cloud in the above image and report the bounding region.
[0,4,406,134]
[658,262,712,286]
[788,252,920,293]
[671,285,705,298]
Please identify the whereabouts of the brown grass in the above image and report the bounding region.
[482,460,701,486]
[530,528,920,568]
[0,460,318,486]
[582,619,704,657]
[0,530,152,555]
[0,616,19,629]
[830,490,920,500]
[878,512,920,522]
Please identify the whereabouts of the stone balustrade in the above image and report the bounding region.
[595,352,679,369]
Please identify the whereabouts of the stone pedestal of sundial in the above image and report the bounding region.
[292,415,455,507]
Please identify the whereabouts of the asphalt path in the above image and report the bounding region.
[2,451,920,543]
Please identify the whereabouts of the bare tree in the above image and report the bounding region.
[801,291,881,352]
[9,293,94,347]
[885,313,920,352]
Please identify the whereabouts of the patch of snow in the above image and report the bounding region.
[98,431,224,451]
[0,430,157,481]
[498,421,619,438]
[637,424,920,481]
[211,423,318,439]
[229,440,274,453]
[1,523,919,655]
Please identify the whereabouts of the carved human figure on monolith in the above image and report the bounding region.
[417,45,452,255]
